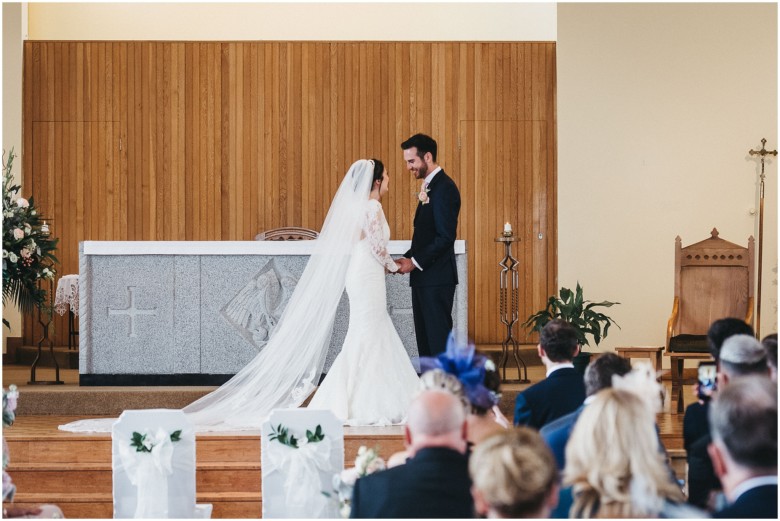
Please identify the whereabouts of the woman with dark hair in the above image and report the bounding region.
[307,158,420,425]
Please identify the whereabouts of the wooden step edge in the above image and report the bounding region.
[14,491,262,503]
[7,461,262,471]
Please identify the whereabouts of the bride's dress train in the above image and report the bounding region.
[308,199,419,425]
[59,159,417,433]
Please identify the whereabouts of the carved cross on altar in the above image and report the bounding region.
[108,286,158,337]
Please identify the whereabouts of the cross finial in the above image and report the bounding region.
[749,138,777,177]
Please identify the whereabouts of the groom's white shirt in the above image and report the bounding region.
[411,167,442,271]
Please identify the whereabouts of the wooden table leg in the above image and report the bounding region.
[671,358,685,413]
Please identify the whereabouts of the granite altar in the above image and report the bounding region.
[79,241,467,385]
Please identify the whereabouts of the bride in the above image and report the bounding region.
[61,159,419,432]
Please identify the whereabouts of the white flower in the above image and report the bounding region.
[16,198,28,208]
[24,225,31,236]
[30,210,36,216]
[12,228,24,240]
[19,248,31,259]
[339,467,359,487]
[8,252,17,263]
[484,359,496,372]
[3,211,12,218]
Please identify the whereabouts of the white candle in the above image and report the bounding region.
[504,222,512,234]
[41,221,50,235]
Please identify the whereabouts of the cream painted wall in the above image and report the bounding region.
[557,3,778,351]
[3,2,24,345]
[27,2,557,41]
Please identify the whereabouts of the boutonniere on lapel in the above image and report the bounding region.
[417,183,430,205]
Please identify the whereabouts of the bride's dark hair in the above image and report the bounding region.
[370,158,385,188]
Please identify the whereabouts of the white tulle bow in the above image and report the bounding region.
[266,437,333,518]
[118,428,176,518]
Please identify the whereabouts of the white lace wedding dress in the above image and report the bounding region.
[308,199,419,425]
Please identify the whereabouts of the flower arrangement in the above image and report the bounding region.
[130,429,182,453]
[2,385,18,428]
[420,331,501,411]
[3,385,19,502]
[2,149,58,328]
[331,446,386,518]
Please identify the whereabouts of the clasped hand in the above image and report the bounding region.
[394,258,415,274]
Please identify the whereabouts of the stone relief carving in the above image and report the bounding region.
[221,260,298,351]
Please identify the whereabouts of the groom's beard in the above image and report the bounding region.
[414,163,429,180]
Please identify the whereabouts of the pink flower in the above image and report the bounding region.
[418,189,430,205]
[12,228,24,240]
[19,248,32,259]
[15,198,28,208]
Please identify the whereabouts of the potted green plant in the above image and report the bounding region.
[522,283,620,373]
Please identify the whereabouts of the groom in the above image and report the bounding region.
[396,133,461,357]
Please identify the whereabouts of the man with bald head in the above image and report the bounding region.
[349,389,474,518]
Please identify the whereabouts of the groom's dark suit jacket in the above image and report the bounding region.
[404,169,460,287]
[349,447,474,518]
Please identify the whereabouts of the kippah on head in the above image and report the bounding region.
[720,334,766,365]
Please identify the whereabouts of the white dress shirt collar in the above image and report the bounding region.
[729,475,778,503]
[423,166,441,186]
[546,362,574,378]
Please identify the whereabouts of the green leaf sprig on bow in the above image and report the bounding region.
[130,429,182,453]
[269,423,325,449]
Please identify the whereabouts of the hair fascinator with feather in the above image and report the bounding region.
[420,330,501,411]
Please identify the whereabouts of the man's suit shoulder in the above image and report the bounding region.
[523,368,582,399]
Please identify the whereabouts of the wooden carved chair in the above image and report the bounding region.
[254,227,319,241]
[666,228,754,412]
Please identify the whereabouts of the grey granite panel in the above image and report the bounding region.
[89,256,175,374]
[80,244,467,379]
[174,256,201,373]
[200,255,309,373]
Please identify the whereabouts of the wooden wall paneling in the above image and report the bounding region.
[22,41,556,347]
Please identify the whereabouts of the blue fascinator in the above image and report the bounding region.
[419,331,501,411]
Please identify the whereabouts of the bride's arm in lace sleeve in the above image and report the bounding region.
[364,202,399,273]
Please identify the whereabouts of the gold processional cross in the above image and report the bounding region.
[748,138,777,337]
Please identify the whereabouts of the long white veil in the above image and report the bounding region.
[60,159,375,433]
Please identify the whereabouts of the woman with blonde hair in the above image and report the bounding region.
[563,387,685,518]
[469,427,559,518]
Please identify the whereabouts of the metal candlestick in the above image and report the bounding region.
[495,234,529,383]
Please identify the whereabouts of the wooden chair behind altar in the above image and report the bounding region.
[255,227,319,241]
[665,228,754,412]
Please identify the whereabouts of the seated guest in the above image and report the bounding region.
[540,353,632,519]
[420,332,508,444]
[469,428,558,518]
[540,352,632,469]
[761,333,777,382]
[386,369,469,468]
[2,386,64,519]
[707,317,755,363]
[685,318,755,510]
[563,388,688,518]
[349,389,473,518]
[708,377,777,518]
[514,320,585,429]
